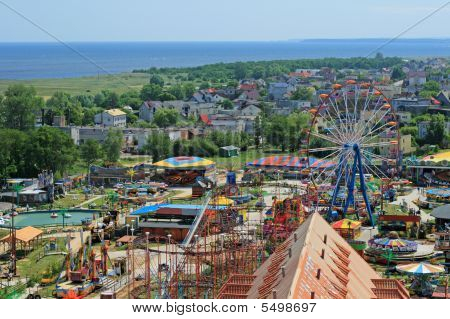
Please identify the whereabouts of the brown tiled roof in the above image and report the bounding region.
[0,226,43,244]
[245,213,409,299]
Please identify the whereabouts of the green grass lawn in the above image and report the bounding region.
[16,238,66,281]
[0,72,150,97]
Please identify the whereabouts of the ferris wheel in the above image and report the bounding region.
[304,81,400,226]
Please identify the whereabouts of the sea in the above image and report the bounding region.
[0,39,449,80]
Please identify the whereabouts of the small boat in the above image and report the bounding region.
[50,212,58,218]
[64,213,72,218]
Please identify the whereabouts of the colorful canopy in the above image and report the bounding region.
[332,219,361,230]
[396,262,445,275]
[246,156,335,169]
[426,188,450,198]
[211,196,234,206]
[369,237,418,252]
[152,156,215,170]
[422,151,450,163]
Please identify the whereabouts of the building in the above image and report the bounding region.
[139,101,162,122]
[268,82,295,101]
[94,109,127,127]
[396,111,412,125]
[379,134,416,157]
[407,71,427,86]
[378,215,421,238]
[435,91,450,106]
[219,145,240,158]
[218,213,409,299]
[392,97,431,115]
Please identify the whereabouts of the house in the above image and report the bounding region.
[379,134,416,157]
[407,71,427,86]
[237,104,261,117]
[94,109,127,127]
[216,87,237,99]
[391,97,431,115]
[189,90,225,103]
[218,213,409,299]
[273,100,311,115]
[219,145,240,158]
[435,91,450,106]
[237,89,260,101]
[268,82,295,101]
[208,114,246,132]
[396,111,412,125]
[139,101,162,122]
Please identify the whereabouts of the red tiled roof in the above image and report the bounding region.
[199,114,211,125]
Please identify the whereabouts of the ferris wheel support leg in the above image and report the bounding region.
[355,147,374,227]
[327,153,345,222]
[343,153,359,219]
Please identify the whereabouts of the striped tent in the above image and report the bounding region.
[246,155,335,169]
[332,219,361,230]
[396,262,445,275]
[152,156,215,170]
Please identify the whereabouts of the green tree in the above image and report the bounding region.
[46,91,83,125]
[25,126,78,176]
[80,139,103,169]
[391,66,406,81]
[0,129,28,180]
[119,91,141,109]
[168,84,185,100]
[149,75,165,87]
[183,83,196,98]
[103,129,123,163]
[220,99,234,110]
[143,132,171,162]
[159,92,177,101]
[0,85,44,130]
[291,87,313,101]
[153,108,179,128]
[140,84,163,101]
[419,80,441,98]
[234,62,247,80]
[426,114,446,147]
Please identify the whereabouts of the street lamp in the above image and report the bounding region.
[126,224,130,236]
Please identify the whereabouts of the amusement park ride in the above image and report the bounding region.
[303,81,400,226]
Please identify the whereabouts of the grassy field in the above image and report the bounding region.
[0,72,150,97]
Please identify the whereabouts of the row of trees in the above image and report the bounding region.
[142,130,253,162]
[134,56,405,83]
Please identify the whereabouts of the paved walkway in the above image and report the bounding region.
[391,188,434,222]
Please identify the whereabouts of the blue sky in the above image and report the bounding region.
[0,0,449,41]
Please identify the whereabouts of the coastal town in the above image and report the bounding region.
[0,55,450,300]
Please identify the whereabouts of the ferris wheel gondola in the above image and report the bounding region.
[305,82,400,226]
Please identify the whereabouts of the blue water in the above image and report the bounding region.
[0,39,449,79]
[2,209,100,228]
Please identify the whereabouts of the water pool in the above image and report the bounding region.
[2,209,101,228]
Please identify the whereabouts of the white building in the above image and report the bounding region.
[94,109,127,127]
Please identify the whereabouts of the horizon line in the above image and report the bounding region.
[0,37,450,44]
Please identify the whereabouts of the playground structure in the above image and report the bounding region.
[303,82,400,226]
[55,232,110,299]
[121,182,308,299]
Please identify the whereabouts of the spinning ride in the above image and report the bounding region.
[305,82,400,225]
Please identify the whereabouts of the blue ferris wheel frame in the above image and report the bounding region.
[327,143,374,227]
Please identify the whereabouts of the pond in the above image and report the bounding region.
[1,209,101,228]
